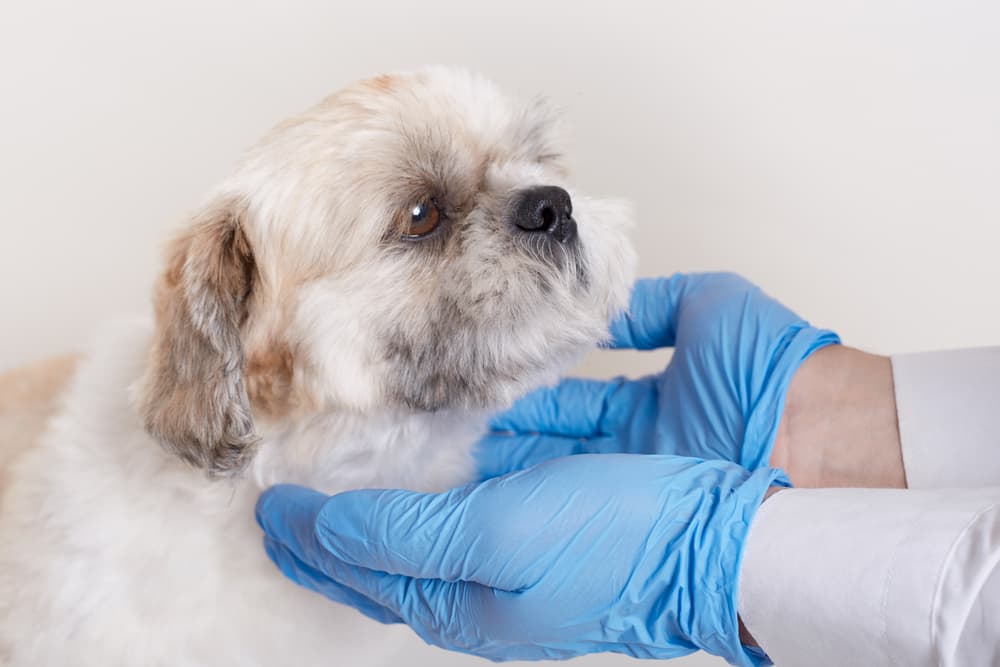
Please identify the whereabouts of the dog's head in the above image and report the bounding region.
[139,67,635,475]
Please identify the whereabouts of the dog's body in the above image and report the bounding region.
[0,323,476,665]
[0,68,634,665]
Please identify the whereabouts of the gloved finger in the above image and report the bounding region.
[255,484,491,630]
[474,432,620,480]
[255,483,332,563]
[608,275,688,350]
[267,532,575,664]
[265,523,484,645]
[488,378,632,437]
[263,536,403,626]
[279,484,531,591]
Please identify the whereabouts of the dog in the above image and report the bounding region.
[0,67,635,666]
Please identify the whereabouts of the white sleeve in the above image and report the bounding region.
[738,487,1000,667]
[891,347,1000,487]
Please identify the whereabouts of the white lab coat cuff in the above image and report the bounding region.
[891,347,1000,487]
[738,487,1000,666]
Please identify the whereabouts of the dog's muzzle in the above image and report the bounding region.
[511,186,577,245]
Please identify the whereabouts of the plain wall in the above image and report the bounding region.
[2,2,999,665]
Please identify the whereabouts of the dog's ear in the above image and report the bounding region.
[139,196,258,476]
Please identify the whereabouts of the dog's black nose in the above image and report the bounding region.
[512,186,576,243]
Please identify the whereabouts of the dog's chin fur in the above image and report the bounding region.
[0,67,635,665]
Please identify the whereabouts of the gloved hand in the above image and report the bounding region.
[477,273,839,480]
[256,454,786,666]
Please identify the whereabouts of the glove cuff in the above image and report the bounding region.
[696,465,787,667]
[741,325,840,471]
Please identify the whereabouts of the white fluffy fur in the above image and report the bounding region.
[0,320,460,665]
[0,68,634,665]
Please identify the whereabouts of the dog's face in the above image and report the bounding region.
[140,67,635,475]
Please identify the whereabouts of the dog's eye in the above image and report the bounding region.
[404,200,441,238]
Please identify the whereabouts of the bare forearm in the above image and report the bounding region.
[770,345,906,489]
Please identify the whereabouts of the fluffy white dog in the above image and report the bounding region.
[0,67,634,666]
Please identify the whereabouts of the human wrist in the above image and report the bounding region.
[770,345,906,488]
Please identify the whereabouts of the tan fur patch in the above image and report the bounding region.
[0,354,79,503]
[245,342,295,418]
[367,74,398,93]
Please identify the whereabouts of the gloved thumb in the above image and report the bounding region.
[489,377,629,437]
[608,275,686,350]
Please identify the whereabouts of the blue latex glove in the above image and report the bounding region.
[478,273,839,479]
[257,455,786,665]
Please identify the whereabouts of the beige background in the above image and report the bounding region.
[2,1,999,665]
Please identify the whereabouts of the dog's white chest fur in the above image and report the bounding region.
[0,321,480,666]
